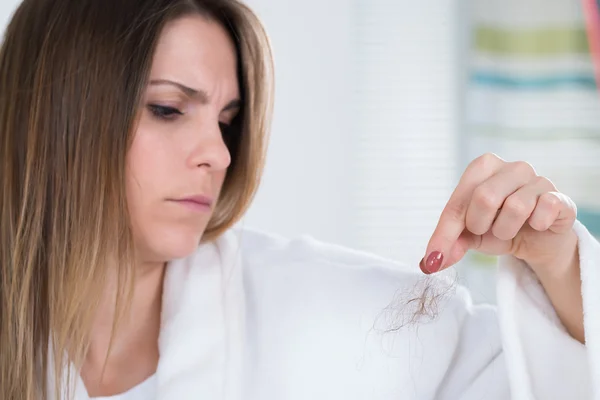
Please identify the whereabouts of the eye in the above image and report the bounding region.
[219,121,231,134]
[219,122,237,147]
[220,121,237,139]
[148,104,183,120]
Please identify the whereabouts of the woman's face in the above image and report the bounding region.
[126,15,240,264]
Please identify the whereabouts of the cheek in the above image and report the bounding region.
[127,129,172,199]
[125,129,179,251]
[215,170,227,194]
[124,126,216,262]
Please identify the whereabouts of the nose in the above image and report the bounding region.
[187,120,232,171]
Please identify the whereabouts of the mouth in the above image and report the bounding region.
[169,195,214,213]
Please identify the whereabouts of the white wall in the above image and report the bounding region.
[240,0,356,246]
[244,1,464,265]
[350,0,462,264]
[0,0,18,33]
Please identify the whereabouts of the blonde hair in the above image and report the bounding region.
[0,0,274,398]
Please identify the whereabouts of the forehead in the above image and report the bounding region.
[150,15,239,96]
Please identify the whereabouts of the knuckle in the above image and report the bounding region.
[473,186,500,210]
[504,196,534,217]
[528,217,548,231]
[473,153,502,174]
[466,216,488,235]
[445,200,468,221]
[534,175,556,189]
[510,160,536,177]
[541,192,561,209]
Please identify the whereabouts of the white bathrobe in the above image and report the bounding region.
[55,220,600,400]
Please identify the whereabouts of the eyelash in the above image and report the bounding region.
[148,104,183,120]
[148,104,234,136]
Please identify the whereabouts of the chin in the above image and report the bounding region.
[145,227,206,262]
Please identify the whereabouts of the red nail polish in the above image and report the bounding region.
[419,257,431,275]
[425,251,444,273]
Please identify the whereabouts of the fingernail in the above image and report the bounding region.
[419,257,431,275]
[424,251,444,274]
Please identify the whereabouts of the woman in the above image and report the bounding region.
[0,0,598,399]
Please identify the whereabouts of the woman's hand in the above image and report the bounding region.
[421,153,577,274]
[422,152,583,342]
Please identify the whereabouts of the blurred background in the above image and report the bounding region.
[2,0,600,303]
[240,0,600,303]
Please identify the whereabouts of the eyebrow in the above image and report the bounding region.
[149,79,242,111]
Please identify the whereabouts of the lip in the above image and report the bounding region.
[170,195,214,212]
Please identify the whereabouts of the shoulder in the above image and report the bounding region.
[234,226,475,324]
[237,226,419,279]
[231,227,491,398]
[237,227,428,317]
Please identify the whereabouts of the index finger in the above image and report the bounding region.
[422,154,504,273]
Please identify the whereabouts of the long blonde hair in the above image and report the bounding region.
[0,0,274,398]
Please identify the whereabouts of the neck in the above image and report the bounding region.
[82,261,166,396]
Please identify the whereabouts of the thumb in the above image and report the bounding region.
[445,231,481,268]
[439,230,515,273]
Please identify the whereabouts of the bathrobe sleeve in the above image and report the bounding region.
[437,220,597,400]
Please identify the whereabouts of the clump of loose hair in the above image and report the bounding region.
[375,272,459,334]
